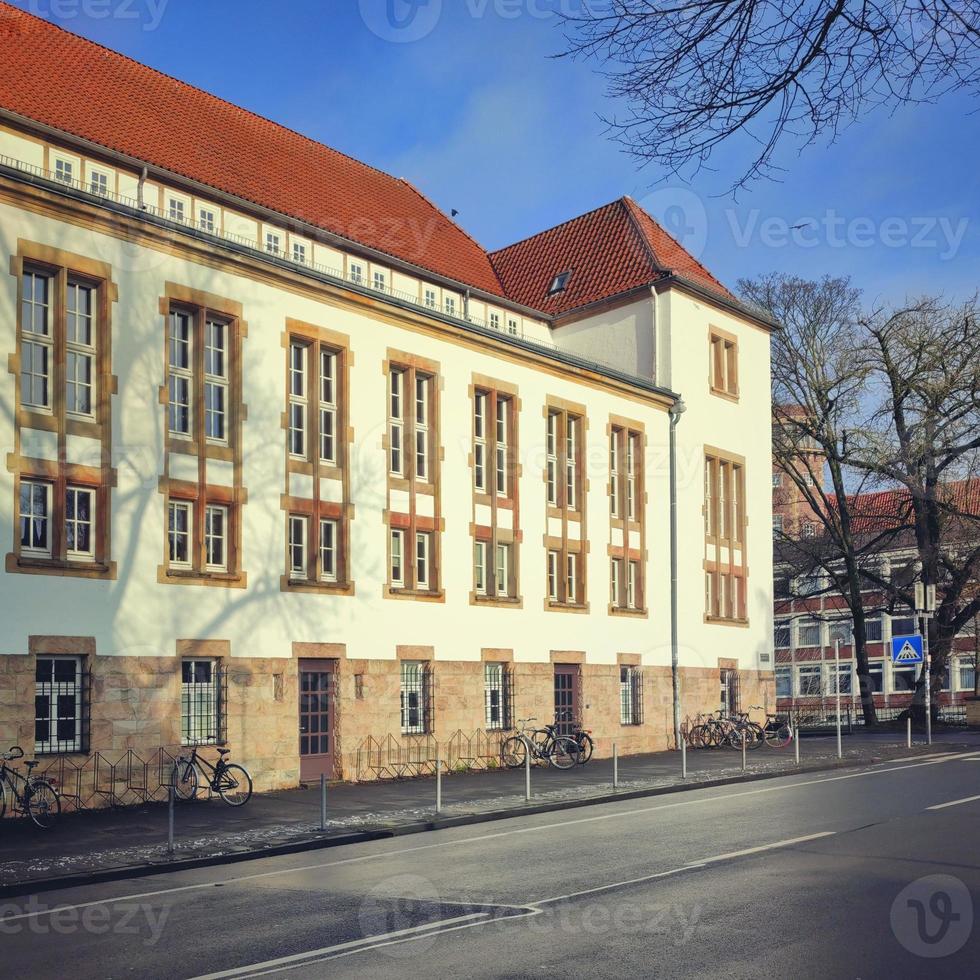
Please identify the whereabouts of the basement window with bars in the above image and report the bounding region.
[619,666,643,726]
[35,656,88,754]
[484,662,513,730]
[181,659,224,745]
[400,660,433,735]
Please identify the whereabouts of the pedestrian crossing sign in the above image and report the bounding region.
[891,634,924,664]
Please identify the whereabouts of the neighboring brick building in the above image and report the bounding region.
[772,454,980,720]
[0,6,776,793]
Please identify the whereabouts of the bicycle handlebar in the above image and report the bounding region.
[2,746,24,761]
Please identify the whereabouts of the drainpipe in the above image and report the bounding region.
[669,398,687,749]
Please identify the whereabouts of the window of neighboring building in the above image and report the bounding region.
[796,573,824,597]
[620,666,643,725]
[181,659,220,745]
[830,663,853,695]
[704,450,748,622]
[891,665,917,693]
[802,521,816,538]
[829,620,852,646]
[798,620,822,647]
[775,666,792,698]
[797,664,822,697]
[400,661,431,734]
[774,622,791,648]
[891,613,917,637]
[484,662,512,730]
[35,656,84,754]
[865,616,883,643]
[772,471,783,488]
[958,660,976,692]
[709,328,739,398]
[773,514,784,535]
[866,661,884,693]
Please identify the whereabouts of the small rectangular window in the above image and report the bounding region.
[774,622,791,648]
[620,666,643,725]
[775,667,792,698]
[710,329,739,397]
[444,295,456,316]
[66,282,96,417]
[474,540,488,595]
[168,500,192,567]
[797,665,823,697]
[35,656,84,754]
[65,486,95,561]
[54,158,74,184]
[168,311,193,436]
[507,318,519,336]
[19,480,52,557]
[21,271,52,410]
[627,560,639,609]
[168,198,186,223]
[414,375,430,480]
[289,515,308,578]
[610,557,622,607]
[495,542,510,597]
[204,504,228,571]
[319,349,338,465]
[373,270,387,292]
[416,531,431,590]
[265,232,281,256]
[565,553,578,605]
[349,262,364,285]
[204,319,228,443]
[389,369,404,476]
[89,170,109,196]
[320,518,338,582]
[199,209,216,233]
[489,311,501,331]
[292,242,307,265]
[181,658,219,745]
[798,621,822,647]
[400,660,430,734]
[547,550,559,601]
[424,288,437,309]
[546,411,558,506]
[288,342,307,458]
[390,528,405,588]
[484,662,511,730]
[474,392,487,492]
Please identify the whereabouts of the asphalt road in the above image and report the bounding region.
[3,749,979,979]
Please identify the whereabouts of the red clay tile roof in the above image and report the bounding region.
[0,3,503,295]
[834,480,980,535]
[0,3,738,320]
[490,197,734,316]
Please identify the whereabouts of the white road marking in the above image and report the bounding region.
[532,864,704,906]
[1,751,972,924]
[190,912,490,979]
[696,831,836,864]
[926,794,980,810]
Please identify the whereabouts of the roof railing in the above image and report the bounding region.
[0,153,667,392]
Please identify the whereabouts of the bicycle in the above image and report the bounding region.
[556,711,594,764]
[172,745,253,806]
[761,712,794,748]
[501,718,579,770]
[0,746,61,829]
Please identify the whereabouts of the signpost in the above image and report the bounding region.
[834,638,843,760]
[915,581,937,746]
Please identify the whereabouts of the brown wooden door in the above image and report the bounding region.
[299,660,336,781]
[554,664,580,736]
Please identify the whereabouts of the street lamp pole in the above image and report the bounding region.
[669,398,687,750]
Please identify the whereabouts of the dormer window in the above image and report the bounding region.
[548,270,571,295]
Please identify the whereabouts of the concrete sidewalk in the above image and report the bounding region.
[2,729,977,894]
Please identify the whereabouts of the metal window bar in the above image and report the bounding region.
[180,661,226,745]
[34,657,88,754]
[620,667,644,726]
[400,663,434,735]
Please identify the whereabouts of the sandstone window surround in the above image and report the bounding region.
[281,320,354,595]
[708,325,739,401]
[470,375,522,607]
[383,350,444,602]
[7,243,119,580]
[543,398,588,612]
[704,447,748,625]
[158,284,247,589]
[608,418,648,617]
[619,665,644,726]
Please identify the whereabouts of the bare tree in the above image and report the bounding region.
[851,297,980,718]
[743,272,892,724]
[560,2,980,189]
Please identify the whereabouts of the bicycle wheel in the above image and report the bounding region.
[172,761,199,800]
[501,736,527,768]
[0,779,6,820]
[217,764,253,807]
[765,722,793,749]
[745,723,765,749]
[548,736,579,770]
[26,780,60,829]
[687,725,707,748]
[575,733,595,764]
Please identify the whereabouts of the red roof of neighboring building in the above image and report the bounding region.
[837,480,980,535]
[490,197,734,316]
[0,3,739,320]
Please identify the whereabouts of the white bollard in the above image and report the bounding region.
[319,772,327,831]
[794,728,801,766]
[436,750,442,814]
[524,743,531,801]
[167,784,175,855]
[613,742,619,789]
[907,716,912,749]
[681,737,687,778]
[741,730,747,771]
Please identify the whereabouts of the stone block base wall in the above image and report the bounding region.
[0,639,774,801]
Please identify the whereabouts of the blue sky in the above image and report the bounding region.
[19,0,980,305]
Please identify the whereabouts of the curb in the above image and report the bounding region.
[0,749,939,900]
